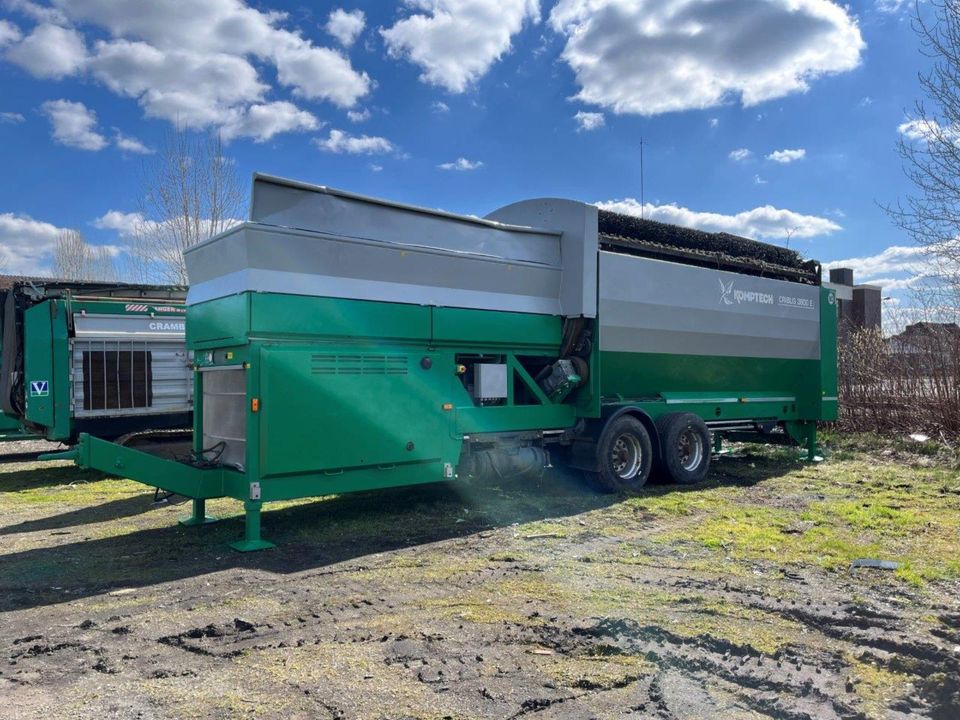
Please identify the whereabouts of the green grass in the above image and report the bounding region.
[647,453,960,586]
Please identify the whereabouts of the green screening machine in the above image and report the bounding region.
[1,281,192,442]
[45,174,838,551]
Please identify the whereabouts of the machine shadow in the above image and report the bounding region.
[0,452,798,613]
[0,493,189,537]
[0,464,110,493]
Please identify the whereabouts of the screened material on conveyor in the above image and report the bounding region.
[597,210,820,285]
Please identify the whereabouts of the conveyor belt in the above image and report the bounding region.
[597,210,820,285]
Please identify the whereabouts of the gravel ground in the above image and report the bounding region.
[0,438,958,719]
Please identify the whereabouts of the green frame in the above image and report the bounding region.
[44,286,838,551]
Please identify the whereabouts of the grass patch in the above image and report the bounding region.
[650,451,960,586]
[847,655,916,717]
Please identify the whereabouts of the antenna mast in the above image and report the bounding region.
[640,137,645,220]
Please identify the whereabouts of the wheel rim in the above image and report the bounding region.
[611,433,643,479]
[677,428,704,472]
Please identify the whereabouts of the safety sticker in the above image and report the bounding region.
[29,380,49,397]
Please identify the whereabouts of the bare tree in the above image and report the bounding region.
[127,128,244,285]
[52,229,118,282]
[887,0,960,316]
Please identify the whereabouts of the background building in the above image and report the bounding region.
[825,267,882,339]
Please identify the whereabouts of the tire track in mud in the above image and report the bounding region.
[536,617,869,720]
[3,527,959,719]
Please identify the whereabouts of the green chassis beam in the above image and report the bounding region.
[40,433,237,499]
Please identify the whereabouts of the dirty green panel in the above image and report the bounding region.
[819,286,839,421]
[614,399,802,424]
[254,461,451,502]
[600,351,818,403]
[455,405,576,434]
[0,412,28,439]
[0,413,22,431]
[257,345,463,478]
[23,300,70,435]
[432,306,561,349]
[250,295,431,342]
[187,294,250,349]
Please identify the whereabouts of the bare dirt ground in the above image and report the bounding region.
[1,436,959,719]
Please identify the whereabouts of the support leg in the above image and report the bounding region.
[785,421,822,462]
[230,500,275,552]
[178,497,217,526]
[806,425,820,462]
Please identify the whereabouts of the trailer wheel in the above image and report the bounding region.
[589,415,653,492]
[656,413,711,484]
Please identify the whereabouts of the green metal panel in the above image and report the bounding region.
[819,286,839,421]
[432,306,561,349]
[23,300,72,439]
[455,405,576,434]
[600,351,817,402]
[254,461,452,501]
[251,295,432,342]
[607,398,802,424]
[256,344,462,478]
[0,412,29,440]
[187,293,250,348]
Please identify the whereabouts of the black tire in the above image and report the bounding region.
[656,413,711,485]
[588,415,653,493]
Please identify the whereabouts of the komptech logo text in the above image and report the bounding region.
[719,279,814,310]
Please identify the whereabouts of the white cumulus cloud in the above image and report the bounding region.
[3,0,370,140]
[88,38,269,127]
[896,118,958,145]
[0,111,25,123]
[549,0,865,116]
[326,8,365,47]
[5,22,86,78]
[114,131,152,154]
[0,211,67,274]
[822,245,933,283]
[381,0,540,93]
[272,43,370,106]
[93,210,146,237]
[438,157,484,170]
[219,101,320,142]
[875,0,912,13]
[347,108,371,123]
[729,148,752,162]
[574,110,604,131]
[597,198,842,240]
[0,19,22,47]
[314,129,395,154]
[41,99,108,151]
[767,148,806,163]
[6,0,69,25]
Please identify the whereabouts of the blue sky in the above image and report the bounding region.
[0,0,938,299]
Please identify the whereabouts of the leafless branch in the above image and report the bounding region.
[126,127,244,284]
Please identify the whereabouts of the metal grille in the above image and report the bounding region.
[311,354,408,375]
[72,339,192,418]
[201,367,246,470]
[81,349,152,410]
